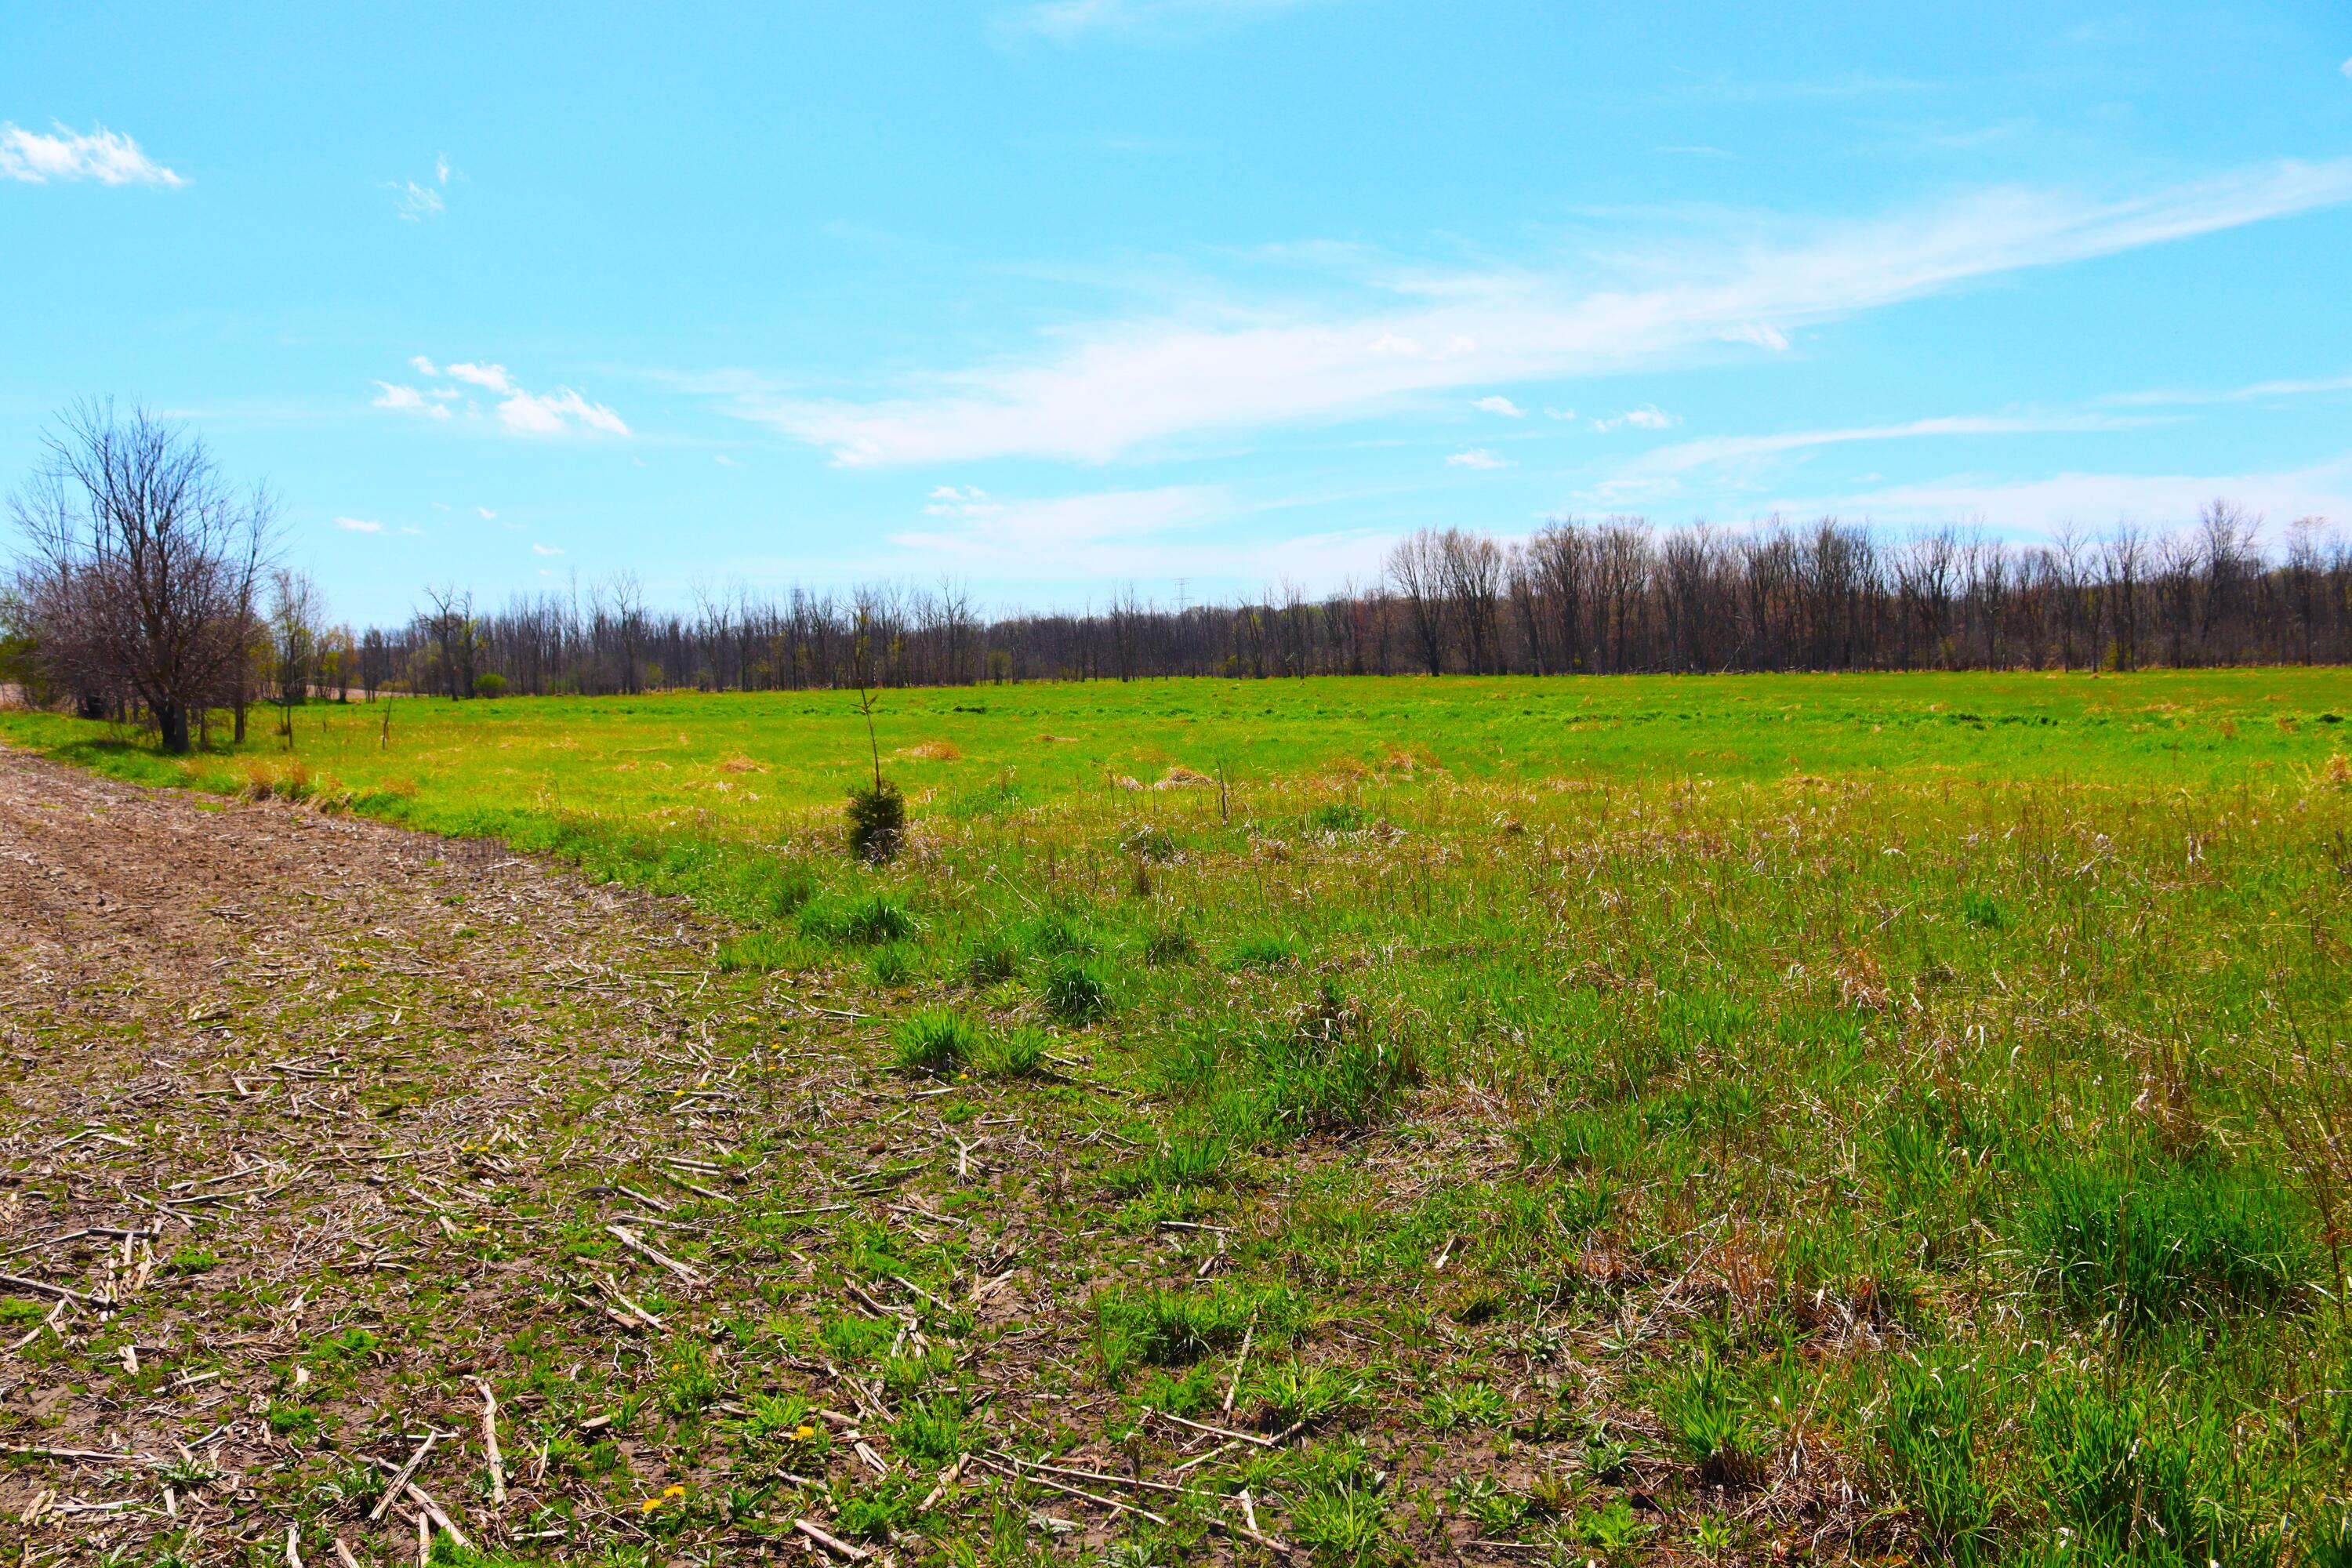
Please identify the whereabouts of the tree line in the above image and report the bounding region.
[7,405,2350,753]
[359,509,2350,696]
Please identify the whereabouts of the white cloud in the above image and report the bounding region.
[435,152,452,185]
[1595,405,1678,432]
[2342,56,2351,78]
[393,180,444,220]
[1722,322,1791,351]
[532,543,564,556]
[477,506,497,521]
[1473,395,1526,417]
[1446,448,1510,469]
[0,122,182,186]
[445,361,514,393]
[729,159,2352,466]
[375,359,630,438]
[371,382,451,419]
[497,388,629,437]
[334,517,383,533]
[398,526,426,537]
[1543,406,1577,421]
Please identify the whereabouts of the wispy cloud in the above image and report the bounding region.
[1446,448,1510,470]
[882,481,1385,584]
[1769,455,2352,534]
[1473,395,1526,417]
[1595,405,1679,432]
[374,358,629,437]
[531,543,564,556]
[334,517,384,533]
[2101,370,2352,408]
[391,154,452,220]
[733,160,2352,466]
[0,122,182,185]
[1004,0,1318,42]
[1624,412,2148,477]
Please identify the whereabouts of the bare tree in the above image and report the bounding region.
[1387,530,1451,675]
[266,568,326,744]
[8,402,274,752]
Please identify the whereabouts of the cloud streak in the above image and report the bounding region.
[1005,0,1317,42]
[729,160,2352,467]
[0,122,182,185]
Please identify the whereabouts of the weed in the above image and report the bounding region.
[1094,1284,1279,1377]
[961,933,1019,985]
[969,1025,1048,1080]
[892,1010,979,1075]
[1107,1134,1231,1196]
[2014,1150,2310,1327]
[1664,1346,1766,1486]
[1882,1352,1998,1563]
[800,891,918,946]
[1040,953,1112,1023]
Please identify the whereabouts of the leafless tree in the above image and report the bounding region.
[1387,531,1451,675]
[266,568,326,743]
[7,401,274,752]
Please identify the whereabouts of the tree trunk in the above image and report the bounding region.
[157,701,191,754]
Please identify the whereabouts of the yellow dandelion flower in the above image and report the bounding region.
[663,1485,688,1498]
[792,1424,816,1441]
[641,1496,663,1514]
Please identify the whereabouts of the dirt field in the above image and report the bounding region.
[0,748,1148,1566]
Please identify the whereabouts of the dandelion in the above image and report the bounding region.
[663,1484,688,1499]
[792,1424,816,1442]
[641,1496,663,1514]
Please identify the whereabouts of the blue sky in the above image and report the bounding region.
[5,1,2351,624]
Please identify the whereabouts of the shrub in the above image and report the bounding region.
[847,779,906,863]
[471,672,508,699]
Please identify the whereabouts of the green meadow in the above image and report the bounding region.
[9,666,2352,1563]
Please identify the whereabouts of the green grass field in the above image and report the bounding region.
[9,667,2352,1565]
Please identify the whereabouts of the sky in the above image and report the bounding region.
[5,1,2352,625]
